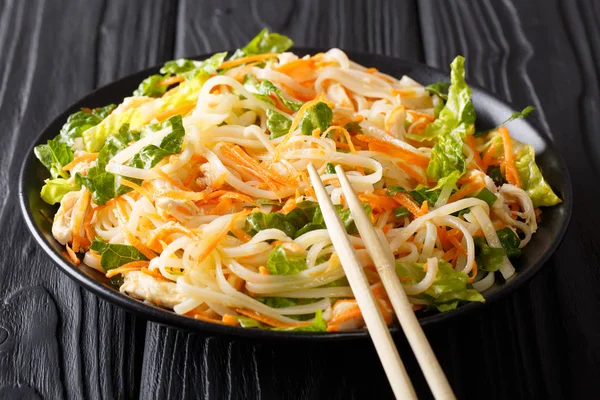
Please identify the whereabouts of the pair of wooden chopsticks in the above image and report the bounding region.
[307,163,455,400]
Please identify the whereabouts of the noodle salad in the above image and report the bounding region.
[34,30,561,332]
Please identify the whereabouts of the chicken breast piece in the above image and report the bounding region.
[120,271,184,309]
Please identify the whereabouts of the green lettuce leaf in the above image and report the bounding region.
[275,309,327,332]
[258,80,303,111]
[127,114,185,169]
[82,108,138,152]
[90,239,148,271]
[395,260,484,311]
[300,102,333,135]
[83,78,202,152]
[230,28,294,59]
[514,145,561,207]
[244,211,298,238]
[409,56,475,143]
[76,124,140,205]
[134,74,169,97]
[496,227,522,258]
[266,245,307,275]
[425,81,450,100]
[344,121,363,134]
[40,178,78,205]
[34,138,74,179]
[57,105,116,146]
[77,115,184,205]
[256,297,302,308]
[266,109,292,139]
[474,237,505,272]
[244,201,367,239]
[243,76,297,139]
[237,316,269,329]
[410,57,476,189]
[161,52,226,80]
[237,309,327,332]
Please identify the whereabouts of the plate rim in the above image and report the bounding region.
[18,47,573,341]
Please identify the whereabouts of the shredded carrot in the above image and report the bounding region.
[321,126,357,153]
[154,103,196,122]
[436,226,451,251]
[466,135,483,169]
[147,225,193,252]
[221,143,295,192]
[258,266,270,275]
[187,311,224,324]
[448,180,486,203]
[160,189,207,202]
[141,267,168,281]
[500,127,521,187]
[71,190,91,252]
[356,134,430,168]
[218,53,280,70]
[407,110,435,122]
[468,261,478,283]
[382,223,393,234]
[154,169,189,191]
[421,200,429,214]
[230,227,252,242]
[62,153,99,171]
[442,247,458,262]
[235,308,310,328]
[222,314,239,326]
[196,210,251,264]
[392,192,424,217]
[125,231,158,260]
[481,143,497,172]
[275,58,316,75]
[157,75,184,87]
[365,67,378,74]
[328,300,362,325]
[447,230,467,256]
[65,244,80,265]
[105,260,150,278]
[314,60,338,69]
[390,88,416,97]
[228,274,245,291]
[280,198,297,214]
[395,162,428,185]
[209,197,233,215]
[358,192,398,213]
[120,179,153,201]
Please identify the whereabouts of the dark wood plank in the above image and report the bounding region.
[0,1,177,398]
[419,0,600,399]
[139,1,424,399]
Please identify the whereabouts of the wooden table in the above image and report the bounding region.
[1,1,599,398]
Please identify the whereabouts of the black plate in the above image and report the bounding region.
[18,48,572,340]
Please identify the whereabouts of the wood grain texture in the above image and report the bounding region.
[0,1,176,399]
[2,0,600,399]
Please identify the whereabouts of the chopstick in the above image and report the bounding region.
[307,164,417,400]
[333,164,456,400]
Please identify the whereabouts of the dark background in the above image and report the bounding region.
[1,0,600,399]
